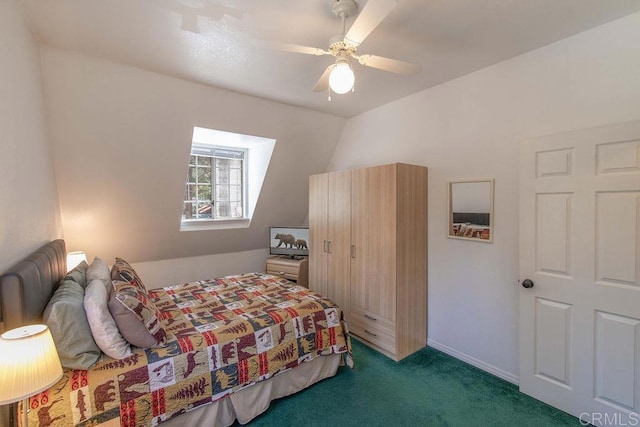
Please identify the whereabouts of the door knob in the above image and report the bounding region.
[522,279,534,289]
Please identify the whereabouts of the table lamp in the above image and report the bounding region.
[0,325,63,427]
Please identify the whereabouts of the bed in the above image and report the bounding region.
[0,240,352,426]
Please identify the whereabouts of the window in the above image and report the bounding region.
[180,127,276,232]
[183,146,246,221]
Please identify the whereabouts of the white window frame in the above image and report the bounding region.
[180,127,276,232]
[182,145,248,222]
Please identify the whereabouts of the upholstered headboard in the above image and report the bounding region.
[0,240,66,331]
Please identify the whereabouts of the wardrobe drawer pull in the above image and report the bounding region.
[364,329,377,337]
[364,314,377,321]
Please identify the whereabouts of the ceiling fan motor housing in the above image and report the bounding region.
[331,0,357,19]
[329,37,357,56]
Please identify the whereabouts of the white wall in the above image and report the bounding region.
[131,249,269,289]
[0,1,62,275]
[39,47,346,264]
[0,2,62,424]
[331,12,640,380]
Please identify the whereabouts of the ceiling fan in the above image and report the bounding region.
[272,0,421,99]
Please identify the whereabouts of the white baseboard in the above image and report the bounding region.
[427,339,520,385]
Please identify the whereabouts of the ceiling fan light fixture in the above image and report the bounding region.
[329,61,355,94]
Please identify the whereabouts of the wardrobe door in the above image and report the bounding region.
[351,164,397,324]
[326,170,351,317]
[395,163,428,359]
[309,173,328,295]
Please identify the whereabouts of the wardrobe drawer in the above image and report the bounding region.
[350,318,396,355]
[350,308,395,337]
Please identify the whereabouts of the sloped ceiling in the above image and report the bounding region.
[21,0,640,118]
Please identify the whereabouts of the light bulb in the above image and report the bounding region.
[329,61,355,94]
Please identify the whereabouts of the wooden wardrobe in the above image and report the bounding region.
[309,163,427,361]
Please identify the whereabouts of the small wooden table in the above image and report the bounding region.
[265,256,309,287]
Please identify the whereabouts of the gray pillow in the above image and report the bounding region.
[43,279,102,369]
[87,257,112,292]
[108,281,167,348]
[63,260,89,289]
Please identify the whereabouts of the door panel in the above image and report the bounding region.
[596,139,640,174]
[536,148,574,178]
[535,193,573,277]
[595,311,640,411]
[535,297,572,388]
[520,120,640,424]
[595,192,639,286]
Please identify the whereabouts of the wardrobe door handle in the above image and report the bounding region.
[327,241,332,253]
[323,240,328,253]
[351,245,356,258]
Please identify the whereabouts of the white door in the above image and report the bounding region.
[519,120,640,426]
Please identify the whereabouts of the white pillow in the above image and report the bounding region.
[84,278,132,359]
[87,256,112,292]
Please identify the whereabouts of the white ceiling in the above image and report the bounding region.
[21,0,640,118]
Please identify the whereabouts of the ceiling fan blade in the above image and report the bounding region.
[312,65,335,93]
[355,54,421,74]
[258,40,329,56]
[344,0,397,47]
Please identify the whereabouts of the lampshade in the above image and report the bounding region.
[329,61,355,94]
[66,250,87,272]
[0,325,63,405]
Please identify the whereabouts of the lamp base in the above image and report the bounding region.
[6,402,15,427]
[21,398,28,427]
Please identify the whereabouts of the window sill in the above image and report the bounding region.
[180,218,251,232]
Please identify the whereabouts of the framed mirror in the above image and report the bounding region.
[448,178,494,243]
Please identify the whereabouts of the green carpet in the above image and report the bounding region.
[241,339,580,426]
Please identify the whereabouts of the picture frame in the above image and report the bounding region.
[448,178,494,243]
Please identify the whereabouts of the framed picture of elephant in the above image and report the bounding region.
[269,226,310,258]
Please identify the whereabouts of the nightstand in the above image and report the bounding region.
[265,256,309,287]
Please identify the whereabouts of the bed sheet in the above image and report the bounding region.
[25,273,351,426]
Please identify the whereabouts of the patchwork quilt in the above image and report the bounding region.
[26,273,352,426]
